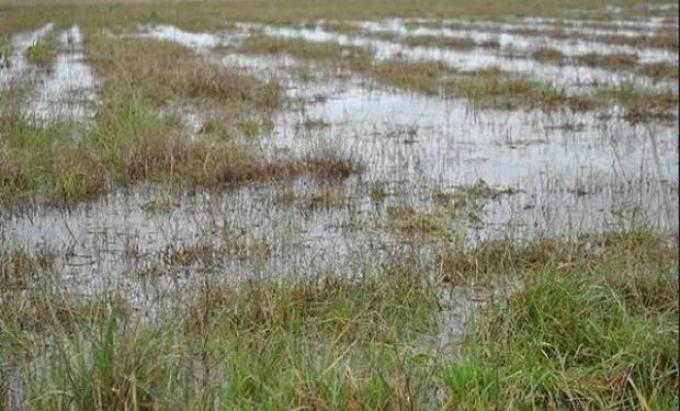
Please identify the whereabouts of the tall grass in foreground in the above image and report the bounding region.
[4,270,438,409]
[442,232,679,409]
[1,231,677,409]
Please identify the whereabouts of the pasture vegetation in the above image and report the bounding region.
[24,36,56,66]
[0,0,677,409]
[639,62,679,80]
[0,33,361,206]
[0,36,13,68]
[1,231,677,408]
[457,24,680,53]
[575,52,639,70]
[240,34,371,64]
[236,34,678,117]
[402,35,500,50]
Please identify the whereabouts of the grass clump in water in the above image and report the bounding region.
[447,70,593,111]
[372,59,593,111]
[0,36,12,69]
[8,269,438,409]
[440,231,678,408]
[88,36,282,109]
[239,34,373,69]
[25,37,56,67]
[638,62,679,80]
[373,59,450,95]
[88,84,357,188]
[0,114,104,205]
[575,52,639,69]
[2,231,676,409]
[596,83,679,123]
[531,47,565,63]
[403,35,499,50]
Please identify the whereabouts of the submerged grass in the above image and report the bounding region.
[373,59,593,111]
[531,47,566,63]
[236,34,612,113]
[492,25,679,53]
[371,59,677,117]
[575,52,639,69]
[596,84,679,123]
[238,34,373,70]
[1,230,676,409]
[639,62,679,80]
[3,268,439,409]
[0,32,361,206]
[403,34,500,50]
[0,86,360,205]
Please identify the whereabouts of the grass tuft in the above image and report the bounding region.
[441,232,678,409]
[25,37,56,67]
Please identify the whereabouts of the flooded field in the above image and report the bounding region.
[1,0,678,409]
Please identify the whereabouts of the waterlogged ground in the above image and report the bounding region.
[3,10,678,292]
[0,1,678,408]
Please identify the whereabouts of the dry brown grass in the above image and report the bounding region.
[404,35,499,50]
[598,31,679,52]
[305,185,347,210]
[304,150,365,181]
[575,52,639,69]
[638,62,679,80]
[597,85,679,124]
[0,247,55,288]
[88,36,282,108]
[163,242,218,266]
[531,47,565,63]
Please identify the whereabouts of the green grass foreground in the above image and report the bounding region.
[1,231,677,409]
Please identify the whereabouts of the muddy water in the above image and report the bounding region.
[1,21,678,310]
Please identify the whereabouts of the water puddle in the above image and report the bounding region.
[138,24,247,50]
[25,25,98,123]
[0,23,53,91]
[520,15,678,30]
[2,69,677,305]
[1,20,677,309]
[249,23,672,90]
[355,19,677,65]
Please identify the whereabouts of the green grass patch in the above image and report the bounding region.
[25,37,57,67]
[7,269,438,409]
[440,231,679,409]
[0,114,104,205]
[596,83,679,124]
[86,35,282,109]
[238,33,373,70]
[2,231,676,408]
